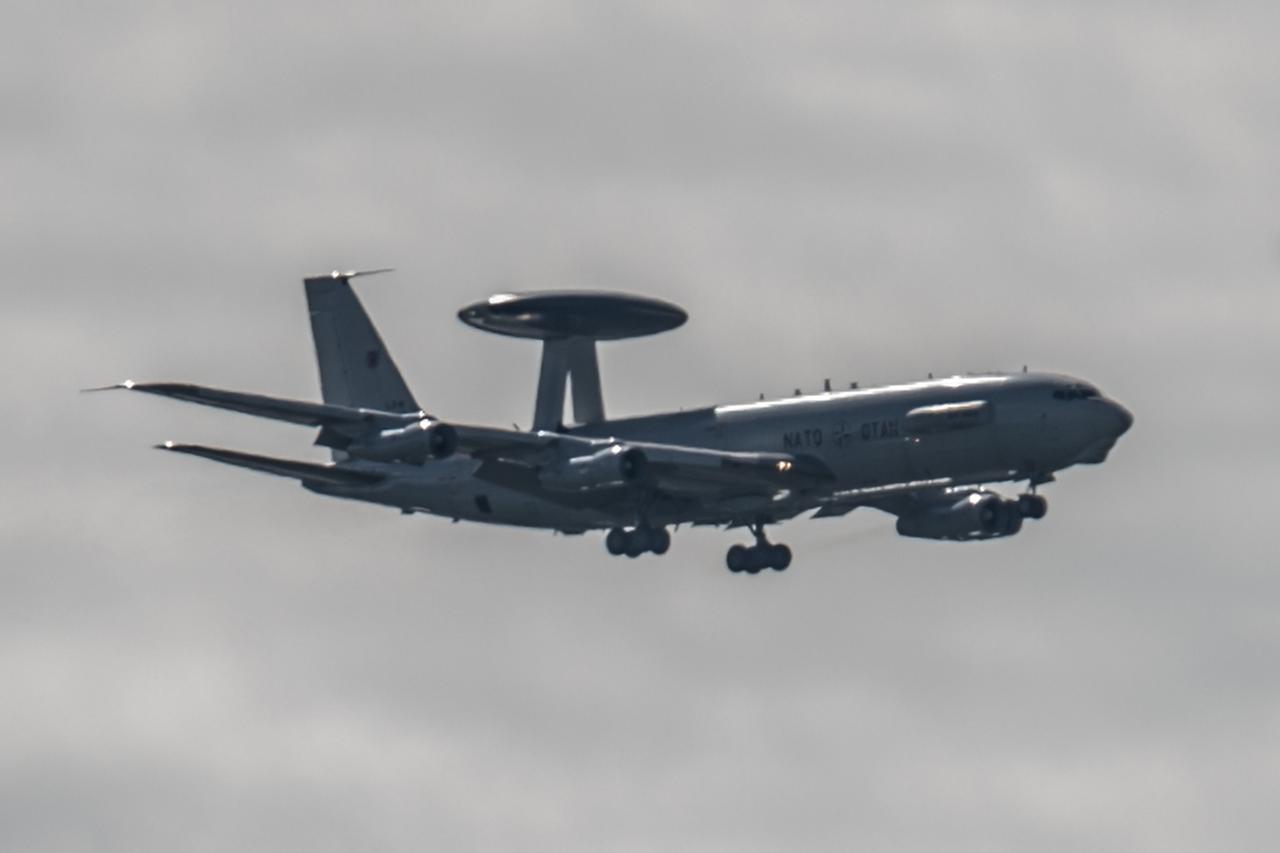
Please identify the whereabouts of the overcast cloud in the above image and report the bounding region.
[2,2,1278,851]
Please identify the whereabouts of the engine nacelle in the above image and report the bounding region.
[538,445,648,492]
[345,419,458,463]
[895,491,1011,541]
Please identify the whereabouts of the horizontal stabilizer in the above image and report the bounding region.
[156,442,385,487]
[91,381,421,429]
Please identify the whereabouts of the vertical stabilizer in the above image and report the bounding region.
[304,271,419,414]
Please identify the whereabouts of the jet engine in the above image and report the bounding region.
[345,419,458,463]
[539,445,648,491]
[895,491,1022,541]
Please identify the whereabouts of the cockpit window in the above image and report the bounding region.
[1053,384,1101,401]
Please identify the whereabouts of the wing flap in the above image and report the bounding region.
[156,442,385,486]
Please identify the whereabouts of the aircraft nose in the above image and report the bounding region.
[1106,400,1134,436]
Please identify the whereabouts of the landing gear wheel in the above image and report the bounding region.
[1018,494,1048,520]
[624,533,645,558]
[649,527,671,555]
[727,518,796,574]
[605,528,628,556]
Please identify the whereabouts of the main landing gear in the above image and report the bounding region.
[605,526,671,558]
[726,522,791,574]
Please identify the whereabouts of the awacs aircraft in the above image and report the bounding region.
[93,270,1132,574]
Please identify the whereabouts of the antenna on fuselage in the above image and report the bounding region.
[456,291,687,430]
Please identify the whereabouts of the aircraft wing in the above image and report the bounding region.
[810,477,955,518]
[88,381,419,429]
[451,424,556,460]
[450,424,835,499]
[638,442,834,494]
[156,442,385,487]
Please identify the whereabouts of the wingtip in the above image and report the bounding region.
[330,267,395,280]
[154,440,178,450]
[81,380,135,394]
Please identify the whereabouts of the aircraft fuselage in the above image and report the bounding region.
[108,276,1135,571]
[311,371,1131,531]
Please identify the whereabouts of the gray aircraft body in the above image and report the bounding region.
[97,271,1133,573]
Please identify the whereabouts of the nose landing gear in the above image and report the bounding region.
[990,494,1048,537]
[1018,493,1048,520]
[726,521,791,574]
[986,493,1048,538]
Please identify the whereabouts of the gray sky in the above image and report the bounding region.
[3,2,1278,851]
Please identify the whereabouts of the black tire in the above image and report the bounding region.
[605,528,628,556]
[1019,494,1048,520]
[726,544,748,572]
[650,528,671,555]
[770,544,792,571]
[624,534,645,558]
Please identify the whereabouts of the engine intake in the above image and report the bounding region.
[345,419,458,463]
[539,445,648,492]
[895,492,1009,541]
